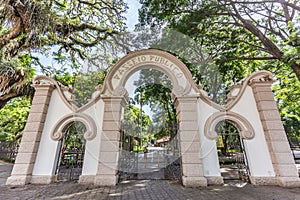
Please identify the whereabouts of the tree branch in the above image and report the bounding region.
[215,56,277,62]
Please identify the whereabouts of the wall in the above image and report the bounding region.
[231,86,275,178]
[81,99,105,177]
[197,99,220,178]
[32,89,72,178]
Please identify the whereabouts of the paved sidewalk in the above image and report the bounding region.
[0,160,13,186]
[0,161,300,200]
[1,179,300,200]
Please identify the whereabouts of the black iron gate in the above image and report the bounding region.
[55,122,86,182]
[218,130,250,182]
[118,127,138,181]
[118,123,182,182]
[236,139,250,182]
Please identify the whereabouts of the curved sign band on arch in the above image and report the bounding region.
[102,49,200,97]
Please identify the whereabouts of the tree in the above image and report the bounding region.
[138,0,300,142]
[0,97,31,142]
[0,55,35,109]
[122,104,152,147]
[54,68,108,107]
[0,0,127,109]
[139,0,300,81]
[133,69,176,139]
[272,65,300,143]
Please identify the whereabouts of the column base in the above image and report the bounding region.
[277,177,300,187]
[79,175,95,184]
[6,175,31,185]
[94,174,118,186]
[249,176,277,185]
[30,175,56,184]
[182,176,207,187]
[205,176,224,185]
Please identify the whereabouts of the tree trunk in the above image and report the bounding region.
[291,63,300,81]
[0,100,8,110]
[0,92,20,110]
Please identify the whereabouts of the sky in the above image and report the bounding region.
[36,0,153,117]
[36,0,141,73]
[123,1,154,117]
[124,0,141,30]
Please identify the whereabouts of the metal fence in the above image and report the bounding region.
[0,141,19,162]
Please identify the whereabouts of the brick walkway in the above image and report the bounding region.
[1,161,300,200]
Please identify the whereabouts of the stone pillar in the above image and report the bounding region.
[250,80,300,187]
[6,83,55,185]
[94,96,126,186]
[175,96,207,187]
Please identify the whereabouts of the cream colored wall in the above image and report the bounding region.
[81,99,105,175]
[32,89,72,176]
[197,99,221,177]
[231,86,275,177]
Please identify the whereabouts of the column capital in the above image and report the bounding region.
[101,96,128,106]
[174,95,198,107]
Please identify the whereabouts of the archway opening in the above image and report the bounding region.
[215,120,249,185]
[55,121,86,182]
[118,68,181,182]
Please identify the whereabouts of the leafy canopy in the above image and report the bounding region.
[139,0,300,81]
[0,0,128,109]
[0,97,31,142]
[138,0,300,140]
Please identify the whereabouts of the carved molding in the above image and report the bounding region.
[101,49,200,97]
[50,113,97,141]
[225,70,275,111]
[33,76,77,111]
[204,111,255,140]
[32,56,276,115]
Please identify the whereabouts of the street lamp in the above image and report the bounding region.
[139,91,143,148]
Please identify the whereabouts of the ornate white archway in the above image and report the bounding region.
[95,49,207,187]
[7,49,300,187]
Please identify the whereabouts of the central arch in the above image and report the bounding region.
[95,49,207,187]
[101,49,199,97]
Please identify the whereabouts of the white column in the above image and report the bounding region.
[6,83,55,185]
[250,80,300,187]
[175,96,207,187]
[94,96,126,186]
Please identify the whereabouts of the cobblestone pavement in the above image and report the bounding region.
[1,161,300,200]
[1,180,300,200]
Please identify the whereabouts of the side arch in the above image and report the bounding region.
[50,113,97,141]
[204,111,255,140]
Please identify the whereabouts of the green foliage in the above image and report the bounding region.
[0,0,127,63]
[138,0,300,142]
[139,0,300,80]
[0,0,128,109]
[63,121,86,152]
[54,69,108,107]
[122,105,152,137]
[133,69,176,139]
[0,97,31,142]
[272,67,300,141]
